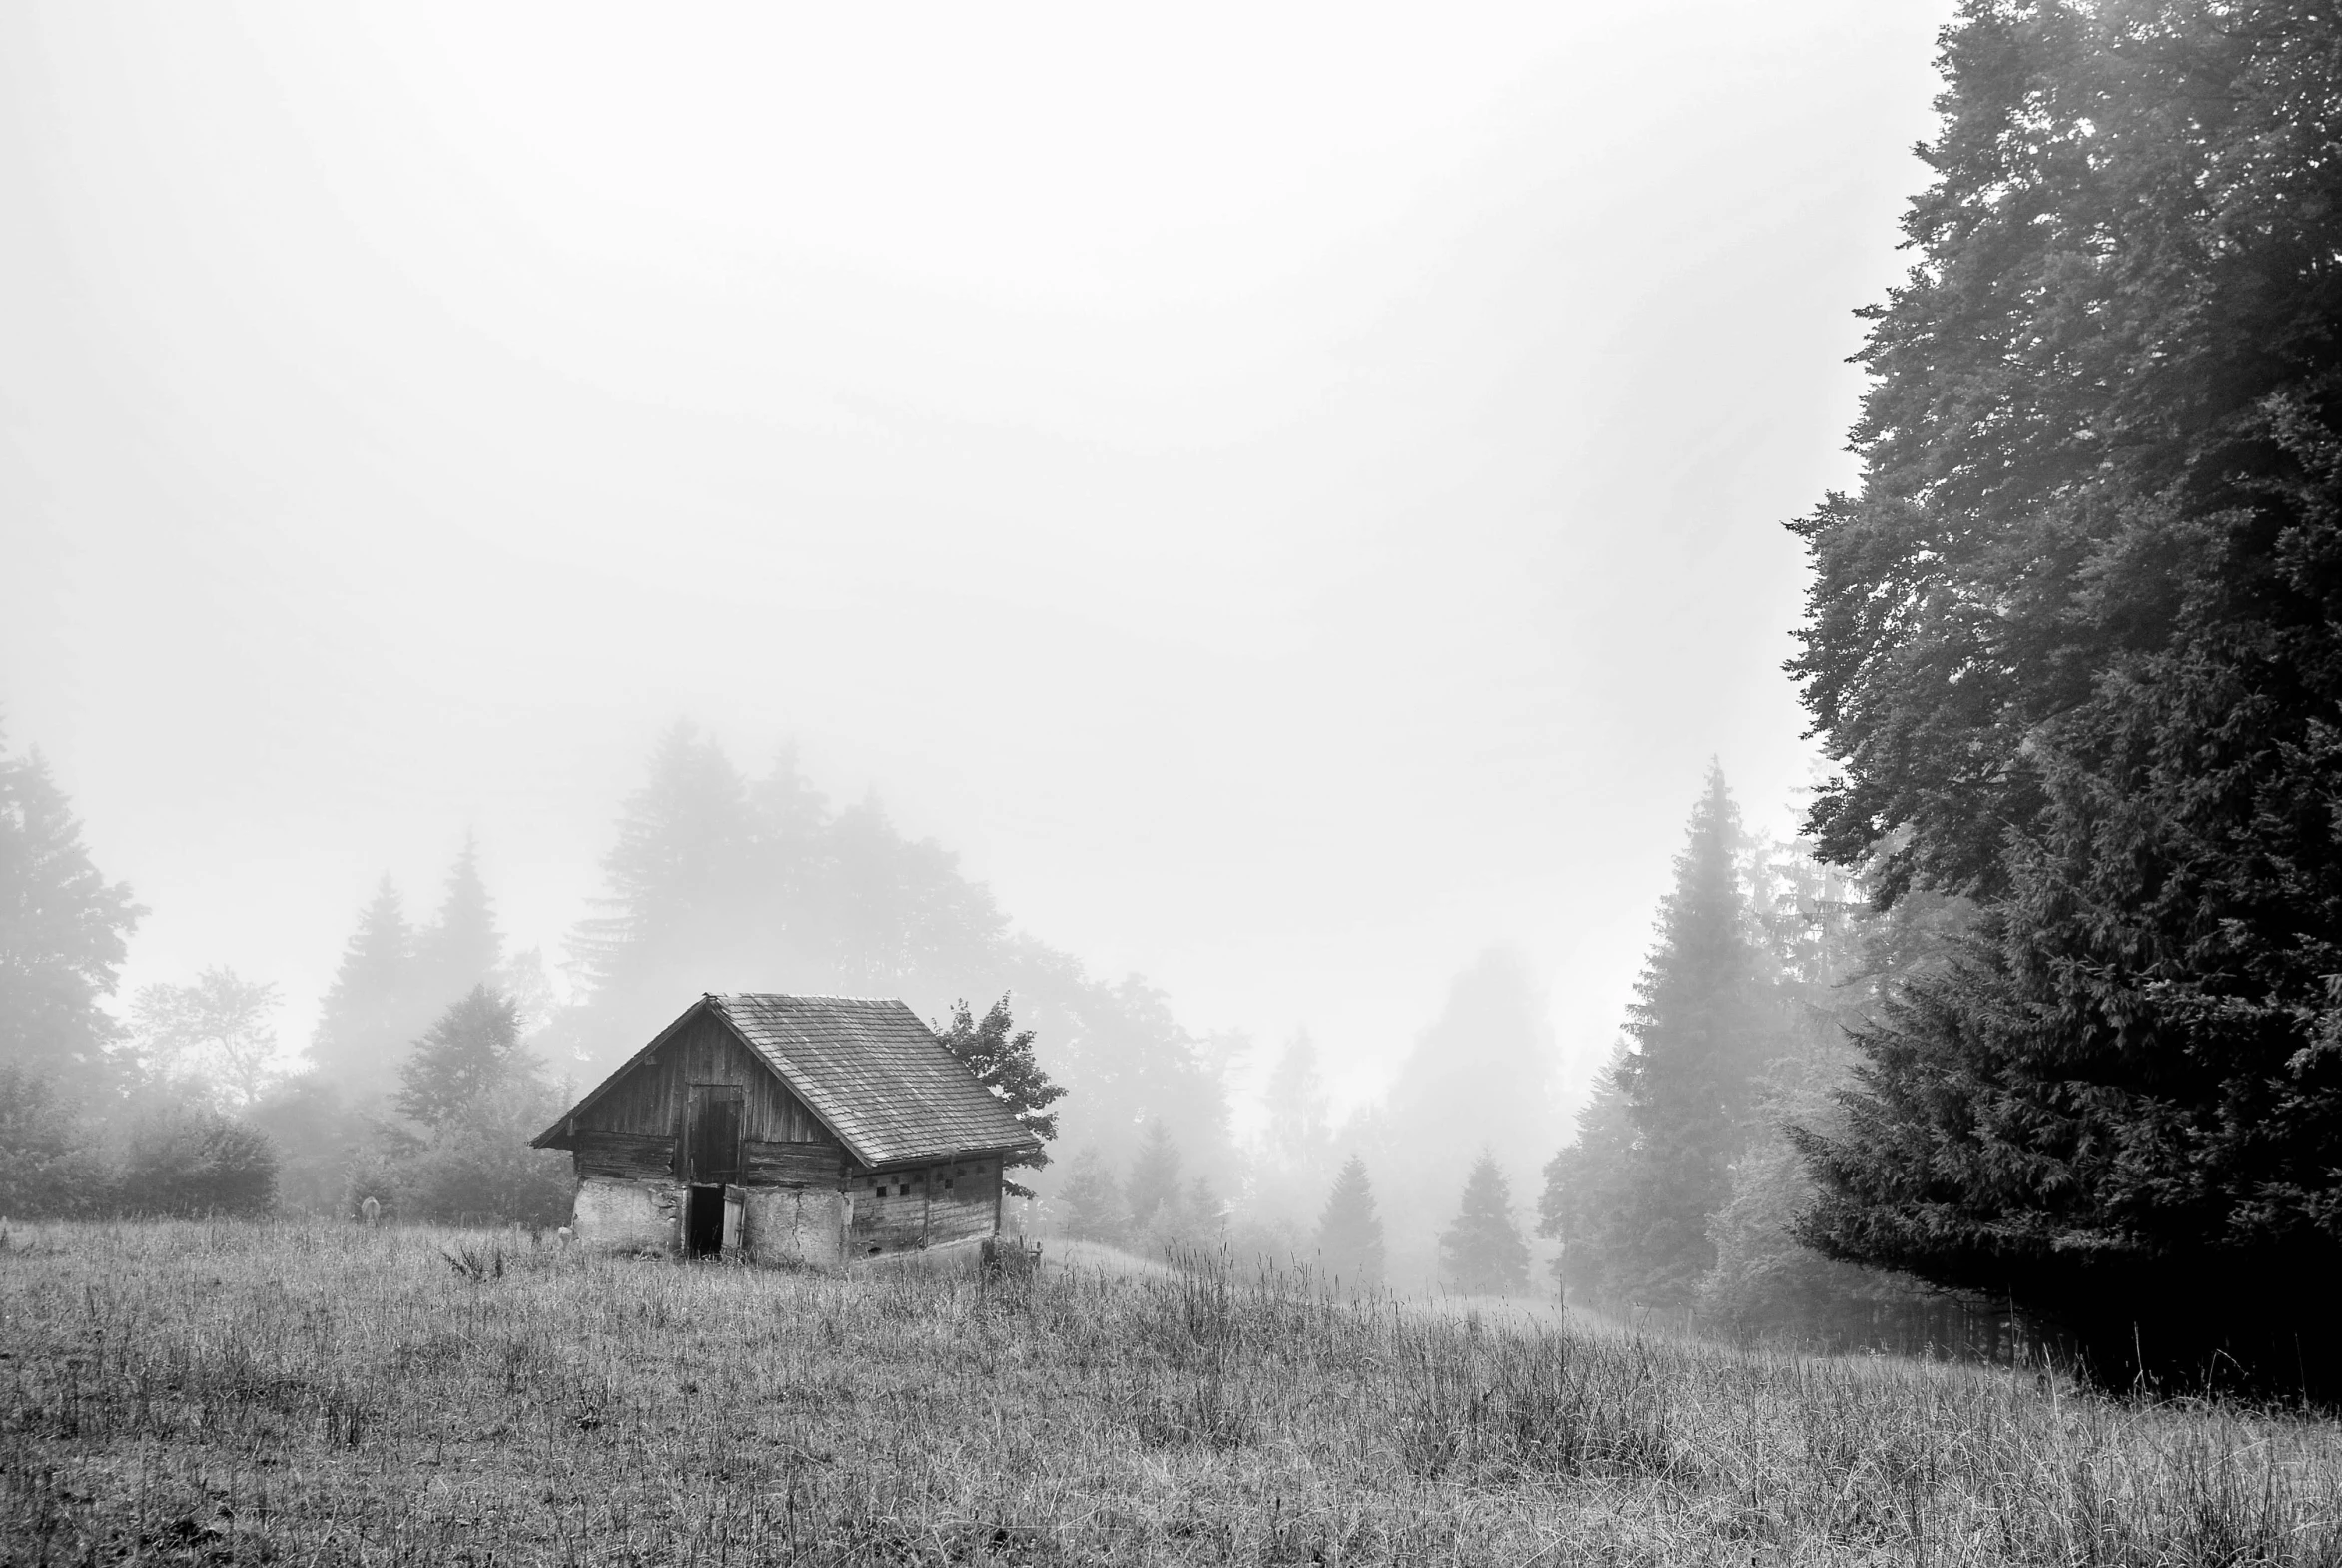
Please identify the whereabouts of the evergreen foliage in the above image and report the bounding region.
[394,986,531,1131]
[308,877,420,1094]
[1538,1045,1636,1300]
[1313,1153,1385,1293]
[0,730,143,1082]
[1549,767,1773,1310]
[381,986,570,1224]
[245,1076,371,1214]
[0,1064,114,1218]
[1260,1031,1331,1176]
[1124,1121,1183,1232]
[1054,1146,1126,1242]
[932,995,1065,1193]
[1355,948,1557,1286]
[114,1105,278,1218]
[414,834,502,1015]
[1439,1149,1529,1296]
[1787,0,2342,1389]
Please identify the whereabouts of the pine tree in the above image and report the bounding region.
[1368,948,1557,1287]
[1439,1149,1530,1296]
[0,731,144,1082]
[1607,764,1774,1307]
[1314,1154,1386,1293]
[394,986,530,1132]
[933,995,1065,1193]
[1124,1120,1183,1231]
[1054,1146,1126,1243]
[414,834,502,1015]
[1538,1045,1637,1300]
[308,878,417,1097]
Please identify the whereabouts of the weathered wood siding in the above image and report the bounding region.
[575,1131,677,1181]
[566,1012,841,1186]
[746,1141,844,1187]
[845,1157,1002,1257]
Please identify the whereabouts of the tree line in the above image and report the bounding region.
[1514,0,2342,1393]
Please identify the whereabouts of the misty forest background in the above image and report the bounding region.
[4,711,1923,1339]
[12,0,2342,1395]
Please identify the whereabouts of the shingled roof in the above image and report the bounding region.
[711,994,1037,1168]
[538,993,1041,1170]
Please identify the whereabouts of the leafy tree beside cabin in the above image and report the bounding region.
[933,995,1065,1196]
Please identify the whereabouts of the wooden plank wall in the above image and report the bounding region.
[572,1012,842,1186]
[574,1131,677,1182]
[845,1157,1001,1255]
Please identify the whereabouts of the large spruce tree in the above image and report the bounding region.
[1789,0,2342,1388]
[1602,765,1774,1308]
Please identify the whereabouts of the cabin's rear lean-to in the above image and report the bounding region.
[532,993,1041,1266]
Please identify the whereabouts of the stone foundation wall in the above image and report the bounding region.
[568,1175,852,1269]
[742,1187,846,1269]
[572,1176,679,1253]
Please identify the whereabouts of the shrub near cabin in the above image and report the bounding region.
[536,994,1039,1267]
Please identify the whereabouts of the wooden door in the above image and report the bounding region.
[686,1085,744,1186]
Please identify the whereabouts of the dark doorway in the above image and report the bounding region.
[685,1184,726,1257]
[686,1085,744,1185]
[683,1086,745,1259]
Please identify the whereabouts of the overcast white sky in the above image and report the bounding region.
[3,1,1949,1119]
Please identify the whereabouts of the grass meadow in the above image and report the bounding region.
[4,1220,2340,1566]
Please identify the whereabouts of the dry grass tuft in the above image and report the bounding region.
[3,1219,2339,1564]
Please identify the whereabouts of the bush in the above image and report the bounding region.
[115,1104,278,1217]
[394,1087,573,1227]
[0,1065,114,1218]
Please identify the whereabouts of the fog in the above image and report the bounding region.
[3,2,1946,1130]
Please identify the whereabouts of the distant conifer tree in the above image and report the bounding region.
[1439,1149,1530,1295]
[308,877,418,1097]
[1124,1120,1184,1231]
[1607,764,1774,1307]
[0,728,144,1082]
[1262,1030,1331,1173]
[1538,1044,1637,1299]
[394,986,530,1132]
[415,834,502,1014]
[1313,1153,1386,1292]
[1055,1146,1127,1243]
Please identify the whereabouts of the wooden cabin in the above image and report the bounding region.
[532,993,1041,1267]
